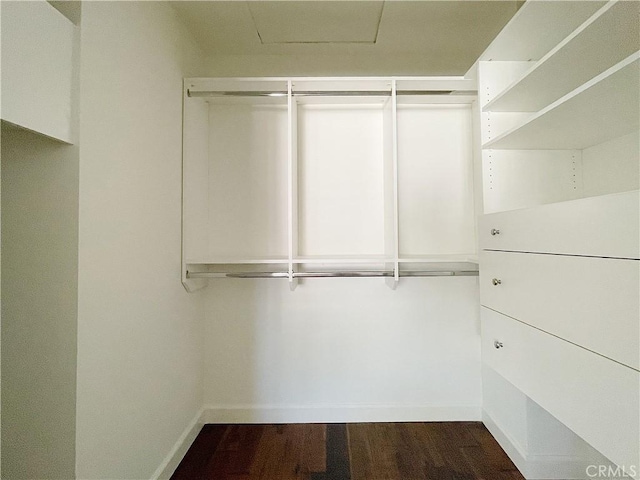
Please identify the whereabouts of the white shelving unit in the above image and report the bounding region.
[182,77,478,290]
[473,1,606,65]
[483,0,639,113]
[475,0,640,475]
[484,53,640,150]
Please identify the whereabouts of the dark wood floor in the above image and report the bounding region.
[171,422,525,480]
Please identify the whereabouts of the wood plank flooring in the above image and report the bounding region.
[171,422,524,480]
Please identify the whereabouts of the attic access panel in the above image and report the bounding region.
[247,1,384,44]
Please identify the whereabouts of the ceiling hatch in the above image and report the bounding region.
[247,1,385,44]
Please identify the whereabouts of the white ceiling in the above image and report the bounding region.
[249,2,385,44]
[171,1,521,74]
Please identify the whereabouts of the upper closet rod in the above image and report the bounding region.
[187,270,478,279]
[186,89,388,98]
[187,89,475,98]
[187,90,288,98]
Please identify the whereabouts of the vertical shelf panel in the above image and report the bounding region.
[397,104,476,257]
[383,81,399,285]
[182,93,210,291]
[478,61,533,145]
[183,97,210,262]
[287,81,299,289]
[297,103,385,257]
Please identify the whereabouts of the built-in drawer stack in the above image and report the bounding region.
[479,190,640,470]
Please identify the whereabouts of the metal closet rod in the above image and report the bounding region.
[186,89,473,98]
[187,270,479,279]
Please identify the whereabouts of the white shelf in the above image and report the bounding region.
[186,78,288,94]
[188,255,480,266]
[291,78,391,93]
[476,1,606,63]
[484,1,640,113]
[186,258,289,265]
[395,77,475,92]
[293,255,392,265]
[203,96,289,106]
[396,95,476,106]
[484,54,640,150]
[398,255,478,265]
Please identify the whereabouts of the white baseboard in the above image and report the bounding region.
[483,410,600,480]
[483,410,528,472]
[202,404,481,424]
[151,407,207,480]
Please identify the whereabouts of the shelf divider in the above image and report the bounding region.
[384,80,400,289]
[288,80,299,290]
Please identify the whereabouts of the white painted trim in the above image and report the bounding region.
[483,410,529,475]
[524,453,610,480]
[202,404,480,424]
[151,408,207,480]
[483,410,603,480]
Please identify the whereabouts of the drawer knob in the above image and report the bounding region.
[494,340,504,349]
[490,228,500,236]
[492,278,502,286]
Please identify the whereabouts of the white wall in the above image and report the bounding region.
[75,3,205,478]
[204,53,479,77]
[1,7,3,475]
[204,277,482,422]
[1,124,79,479]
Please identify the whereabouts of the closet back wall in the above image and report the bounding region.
[204,277,481,421]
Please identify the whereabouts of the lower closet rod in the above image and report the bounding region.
[187,270,479,279]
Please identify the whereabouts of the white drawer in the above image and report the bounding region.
[480,250,639,369]
[481,307,639,471]
[479,190,640,259]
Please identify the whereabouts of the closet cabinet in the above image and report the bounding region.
[479,190,639,259]
[481,307,639,472]
[0,0,76,144]
[476,0,639,474]
[480,251,639,370]
[182,77,478,291]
